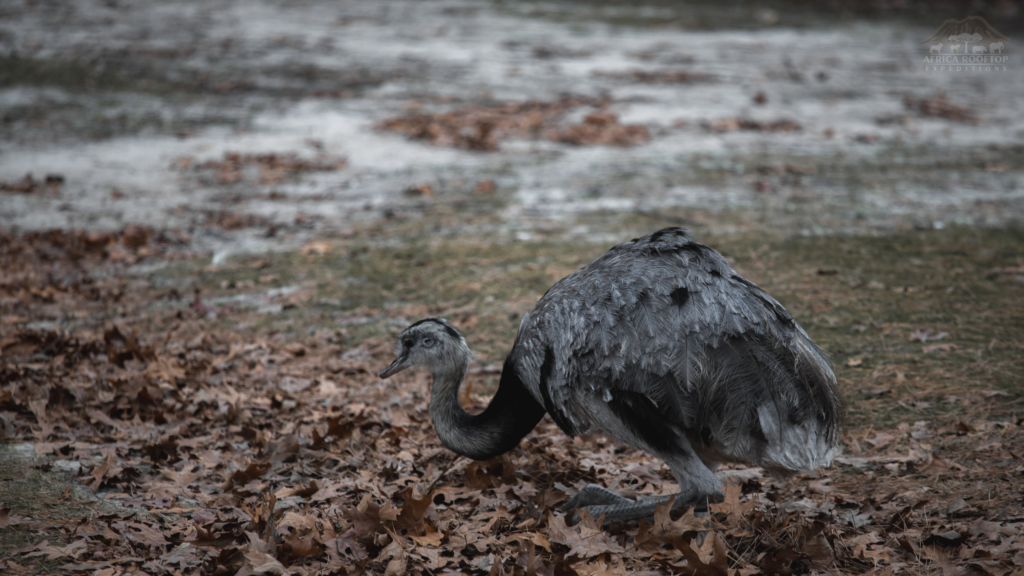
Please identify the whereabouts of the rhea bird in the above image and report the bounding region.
[380,227,843,523]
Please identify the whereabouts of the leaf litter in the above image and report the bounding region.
[376,98,650,151]
[0,174,64,195]
[2,227,1024,576]
[904,94,978,124]
[172,151,348,186]
[592,70,716,84]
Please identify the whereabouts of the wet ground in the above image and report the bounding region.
[1,0,1022,259]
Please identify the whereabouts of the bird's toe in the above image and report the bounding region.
[559,495,581,513]
[563,508,582,525]
[677,489,724,516]
[561,484,625,511]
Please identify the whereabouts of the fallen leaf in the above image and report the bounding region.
[22,540,88,561]
[545,512,626,559]
[923,545,960,576]
[409,524,444,547]
[0,508,23,528]
[242,547,290,575]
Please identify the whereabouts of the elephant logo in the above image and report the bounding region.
[990,42,1004,53]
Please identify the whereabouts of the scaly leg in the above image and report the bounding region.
[560,398,729,525]
[561,485,723,525]
[561,446,726,525]
[560,484,632,510]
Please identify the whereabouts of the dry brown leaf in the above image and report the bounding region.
[278,511,323,558]
[300,241,332,256]
[21,540,88,561]
[636,498,706,552]
[576,558,629,575]
[241,547,290,575]
[409,524,444,547]
[87,452,117,491]
[345,493,384,539]
[0,508,23,528]
[545,512,626,559]
[382,540,408,576]
[678,532,729,576]
[800,523,835,569]
[709,480,755,525]
[923,545,960,576]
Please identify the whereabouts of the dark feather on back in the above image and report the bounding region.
[511,227,843,467]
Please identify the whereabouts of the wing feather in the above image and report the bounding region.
[511,228,842,469]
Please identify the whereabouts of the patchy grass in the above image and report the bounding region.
[0,443,98,571]
[3,223,1023,574]
[176,225,1024,430]
[0,54,153,92]
[725,227,1024,429]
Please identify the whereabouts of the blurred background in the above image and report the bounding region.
[1,0,1021,253]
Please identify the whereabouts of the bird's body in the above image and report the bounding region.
[381,227,843,523]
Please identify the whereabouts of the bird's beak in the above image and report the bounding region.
[379,352,409,379]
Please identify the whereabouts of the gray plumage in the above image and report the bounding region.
[381,227,843,523]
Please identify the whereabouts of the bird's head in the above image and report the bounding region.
[379,318,471,379]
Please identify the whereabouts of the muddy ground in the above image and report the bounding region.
[1,1,1023,575]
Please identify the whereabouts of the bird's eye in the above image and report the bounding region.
[422,338,435,348]
[402,338,414,348]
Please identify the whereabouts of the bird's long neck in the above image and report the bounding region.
[429,356,546,461]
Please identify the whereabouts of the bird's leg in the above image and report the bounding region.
[561,450,725,526]
[561,487,723,525]
[560,484,633,511]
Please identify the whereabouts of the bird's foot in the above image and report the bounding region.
[560,484,632,512]
[561,487,724,526]
[560,484,634,525]
[651,486,724,517]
